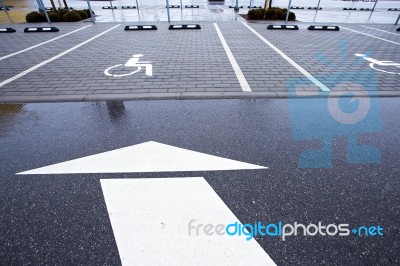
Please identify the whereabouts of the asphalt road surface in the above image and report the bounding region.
[0,98,399,265]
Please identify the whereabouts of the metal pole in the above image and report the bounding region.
[135,0,140,18]
[36,0,42,11]
[109,0,114,9]
[367,0,378,22]
[166,0,170,22]
[395,14,400,25]
[316,0,321,10]
[313,0,322,22]
[0,0,13,24]
[371,0,378,11]
[37,0,51,24]
[85,0,95,24]
[249,0,252,8]
[180,0,182,9]
[236,0,239,8]
[285,0,292,23]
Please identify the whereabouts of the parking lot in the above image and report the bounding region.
[1,2,400,265]
[0,21,399,101]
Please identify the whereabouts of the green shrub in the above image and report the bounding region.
[247,9,257,20]
[246,7,296,21]
[26,11,45,23]
[84,9,94,17]
[265,8,277,20]
[57,8,68,17]
[283,11,296,21]
[48,12,63,22]
[275,9,284,20]
[77,10,88,20]
[63,11,81,22]
[247,8,264,20]
[258,8,265,18]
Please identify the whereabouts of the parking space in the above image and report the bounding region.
[0,23,93,57]
[246,22,400,92]
[342,24,400,43]
[0,24,126,94]
[217,22,310,92]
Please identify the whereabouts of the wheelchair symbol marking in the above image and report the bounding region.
[355,54,400,75]
[104,54,153,77]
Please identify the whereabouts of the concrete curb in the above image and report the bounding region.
[1,91,400,103]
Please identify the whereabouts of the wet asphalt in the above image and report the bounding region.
[0,98,399,265]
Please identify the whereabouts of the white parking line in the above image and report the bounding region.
[0,25,92,61]
[214,23,251,92]
[359,25,400,36]
[341,26,400,46]
[0,25,120,88]
[243,23,331,92]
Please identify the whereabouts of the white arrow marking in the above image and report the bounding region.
[17,141,267,175]
[100,177,276,266]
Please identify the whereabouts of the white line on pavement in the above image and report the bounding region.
[0,25,92,61]
[359,25,400,37]
[101,177,276,266]
[341,26,400,46]
[0,25,120,88]
[243,23,330,92]
[214,23,252,92]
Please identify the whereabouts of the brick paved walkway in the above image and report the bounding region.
[0,21,399,102]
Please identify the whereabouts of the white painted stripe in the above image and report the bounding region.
[315,26,323,29]
[129,26,138,29]
[359,25,400,36]
[341,26,400,46]
[0,25,120,88]
[187,25,196,28]
[142,25,152,29]
[243,23,330,92]
[0,25,91,61]
[327,26,336,30]
[175,25,182,28]
[273,25,281,28]
[101,177,276,266]
[17,141,267,175]
[42,27,51,31]
[214,23,252,92]
[0,29,6,31]
[28,28,37,31]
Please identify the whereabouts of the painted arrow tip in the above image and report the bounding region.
[17,141,268,175]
